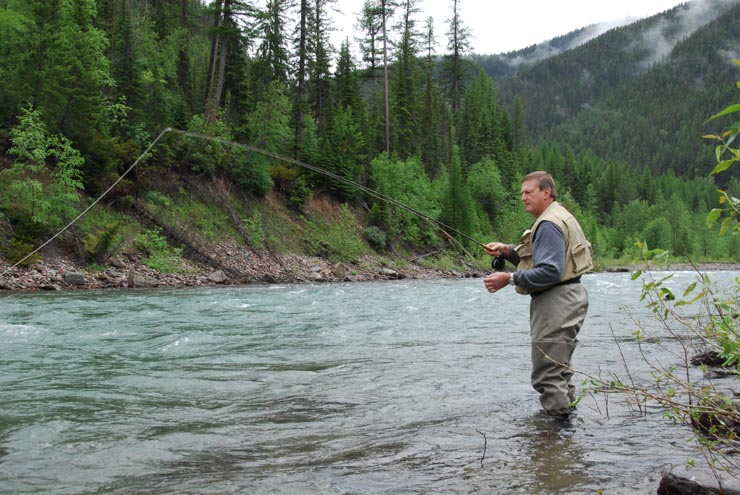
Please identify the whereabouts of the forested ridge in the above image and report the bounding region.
[494,0,740,179]
[0,0,738,279]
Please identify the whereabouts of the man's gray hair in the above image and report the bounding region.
[524,171,556,200]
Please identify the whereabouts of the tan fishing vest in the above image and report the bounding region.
[514,201,594,295]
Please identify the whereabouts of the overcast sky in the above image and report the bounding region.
[329,0,688,55]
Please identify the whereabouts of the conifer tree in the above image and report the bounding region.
[377,0,397,154]
[458,70,504,168]
[13,0,113,145]
[307,0,336,135]
[356,0,385,158]
[442,146,476,247]
[419,16,445,175]
[392,0,421,159]
[292,0,312,152]
[441,0,471,114]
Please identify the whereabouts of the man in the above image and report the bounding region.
[483,171,593,418]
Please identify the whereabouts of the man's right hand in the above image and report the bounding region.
[484,242,509,258]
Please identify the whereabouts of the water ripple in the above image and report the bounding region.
[1,273,738,494]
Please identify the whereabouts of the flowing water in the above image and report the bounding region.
[1,271,739,494]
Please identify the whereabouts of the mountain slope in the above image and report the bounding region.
[491,0,740,178]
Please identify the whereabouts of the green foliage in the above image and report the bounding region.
[3,238,40,267]
[235,159,274,197]
[80,134,140,193]
[417,251,466,272]
[459,71,507,166]
[242,211,265,249]
[76,207,136,264]
[0,0,116,153]
[0,105,84,231]
[82,221,121,263]
[321,106,366,201]
[364,225,387,252]
[496,3,740,177]
[241,79,293,194]
[0,7,30,127]
[0,0,738,271]
[134,228,188,273]
[179,114,233,175]
[368,154,438,247]
[641,217,673,252]
[289,175,312,212]
[145,190,173,209]
[704,58,740,236]
[176,114,273,196]
[308,205,364,263]
[467,157,507,223]
[143,187,235,243]
[441,147,477,248]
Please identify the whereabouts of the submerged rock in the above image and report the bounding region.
[658,473,740,495]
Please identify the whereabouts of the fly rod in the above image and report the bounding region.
[168,128,489,249]
[1,127,488,276]
[1,127,172,276]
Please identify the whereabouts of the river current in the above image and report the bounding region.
[1,271,739,494]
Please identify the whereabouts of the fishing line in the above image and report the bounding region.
[1,127,487,277]
[168,128,489,249]
[1,128,172,276]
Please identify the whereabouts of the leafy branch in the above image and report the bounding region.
[704,58,740,236]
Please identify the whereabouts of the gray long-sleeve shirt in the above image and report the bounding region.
[505,221,566,292]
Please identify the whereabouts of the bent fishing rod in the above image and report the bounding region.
[1,127,488,276]
[168,128,489,250]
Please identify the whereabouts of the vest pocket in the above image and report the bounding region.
[516,229,533,259]
[570,241,593,274]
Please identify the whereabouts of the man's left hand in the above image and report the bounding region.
[484,272,511,293]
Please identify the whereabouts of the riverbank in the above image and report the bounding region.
[2,248,738,292]
[0,245,487,291]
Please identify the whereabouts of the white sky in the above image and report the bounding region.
[330,0,688,55]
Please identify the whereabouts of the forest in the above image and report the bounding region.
[0,0,739,273]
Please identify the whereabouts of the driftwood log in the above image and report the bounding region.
[658,474,740,495]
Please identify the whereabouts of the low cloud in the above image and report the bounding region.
[635,0,734,67]
[502,0,736,70]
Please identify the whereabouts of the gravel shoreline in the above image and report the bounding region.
[0,247,487,292]
[2,247,738,292]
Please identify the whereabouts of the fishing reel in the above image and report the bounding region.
[491,256,506,272]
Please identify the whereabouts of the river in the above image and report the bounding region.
[1,271,738,494]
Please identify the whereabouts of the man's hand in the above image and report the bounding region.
[484,242,510,258]
[484,272,511,294]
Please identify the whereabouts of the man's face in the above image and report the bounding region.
[520,178,551,217]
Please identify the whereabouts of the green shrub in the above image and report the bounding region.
[364,225,387,251]
[0,105,84,230]
[134,229,188,273]
[145,190,173,209]
[309,205,364,262]
[135,229,168,254]
[289,175,311,212]
[243,211,265,248]
[83,221,121,263]
[4,238,40,267]
[233,156,274,196]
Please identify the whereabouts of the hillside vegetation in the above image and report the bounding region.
[1,0,739,287]
[496,0,740,180]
